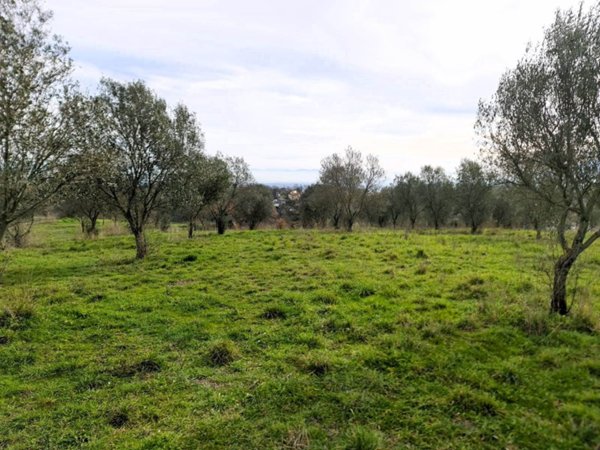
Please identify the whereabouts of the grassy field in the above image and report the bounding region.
[0,220,599,449]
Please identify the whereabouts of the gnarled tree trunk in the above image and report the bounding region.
[216,217,226,235]
[551,251,577,315]
[345,217,354,232]
[0,220,7,246]
[133,228,147,259]
[85,213,99,237]
[332,212,341,230]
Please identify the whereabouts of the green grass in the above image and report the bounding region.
[0,219,599,449]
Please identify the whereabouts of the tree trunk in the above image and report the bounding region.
[533,218,542,240]
[188,221,194,239]
[410,217,416,229]
[0,220,7,247]
[333,214,340,230]
[551,252,577,315]
[133,229,147,259]
[471,220,478,234]
[345,217,354,232]
[90,214,98,235]
[85,213,99,236]
[216,217,226,235]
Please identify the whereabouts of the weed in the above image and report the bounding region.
[415,249,428,259]
[415,263,428,275]
[345,427,382,450]
[311,290,338,304]
[340,282,376,298]
[518,305,552,336]
[112,359,161,378]
[448,387,500,416]
[261,306,287,320]
[206,340,239,367]
[0,252,11,283]
[107,409,129,428]
[282,427,310,449]
[303,359,330,376]
[568,297,599,334]
[0,294,35,329]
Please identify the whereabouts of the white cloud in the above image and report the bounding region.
[47,0,581,183]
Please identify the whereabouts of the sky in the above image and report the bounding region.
[46,0,578,185]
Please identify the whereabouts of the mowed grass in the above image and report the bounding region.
[0,220,599,449]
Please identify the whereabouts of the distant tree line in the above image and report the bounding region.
[1,0,599,315]
[298,158,568,237]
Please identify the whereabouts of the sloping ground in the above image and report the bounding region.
[0,220,599,449]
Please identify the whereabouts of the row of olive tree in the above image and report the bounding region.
[0,0,260,258]
[301,158,495,234]
[62,82,263,258]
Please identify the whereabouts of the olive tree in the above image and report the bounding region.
[233,184,273,230]
[490,187,515,228]
[419,166,453,230]
[0,0,73,243]
[364,189,390,228]
[394,172,424,229]
[319,146,384,231]
[514,187,555,239]
[169,105,229,238]
[208,156,253,235]
[477,3,600,314]
[58,94,111,236]
[385,182,403,229]
[95,79,183,259]
[299,184,340,228]
[455,159,492,233]
[59,153,109,236]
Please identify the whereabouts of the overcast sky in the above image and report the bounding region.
[46,0,578,185]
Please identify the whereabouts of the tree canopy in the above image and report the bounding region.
[477,3,600,314]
